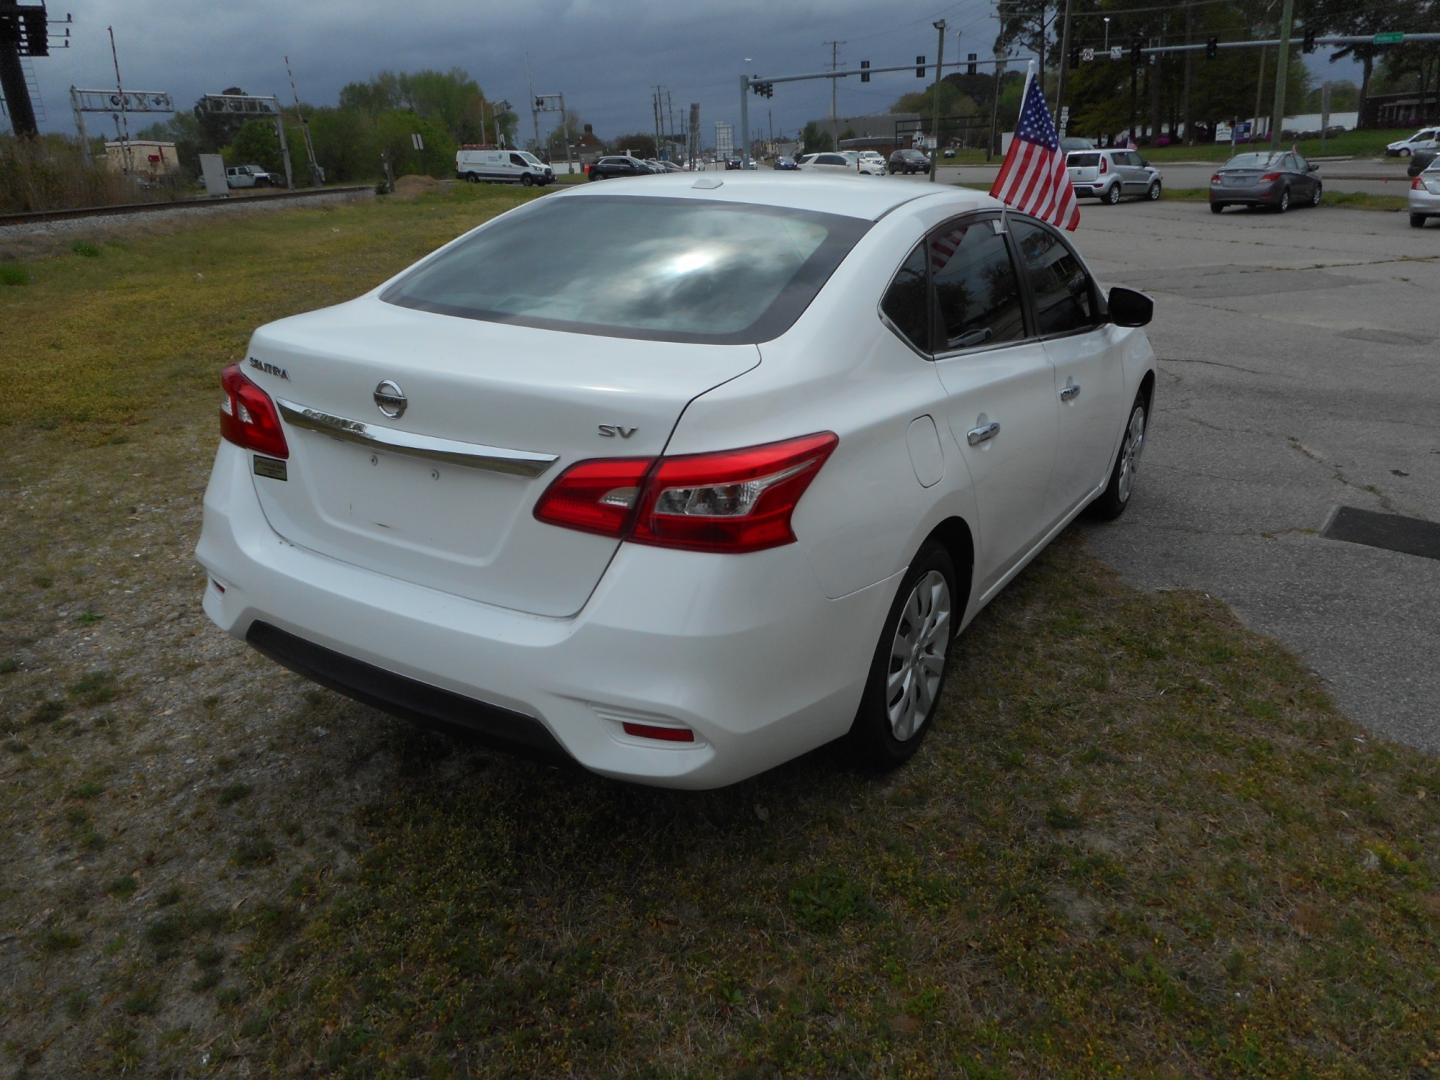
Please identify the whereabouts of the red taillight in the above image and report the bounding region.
[220,364,289,459]
[1260,172,1282,182]
[534,432,838,554]
[1099,156,1108,174]
[1413,176,1424,190]
[1210,173,1222,184]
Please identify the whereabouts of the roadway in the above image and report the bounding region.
[936,159,1418,197]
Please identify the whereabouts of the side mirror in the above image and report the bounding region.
[1308,162,1320,172]
[1108,286,1153,328]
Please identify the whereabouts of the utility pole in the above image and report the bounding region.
[559,93,572,176]
[988,51,1004,161]
[1181,3,1193,144]
[928,20,946,181]
[825,39,844,150]
[527,53,540,152]
[652,85,662,159]
[1253,45,1267,140]
[739,73,750,166]
[1054,0,1074,125]
[1268,0,1296,149]
[1036,0,1046,105]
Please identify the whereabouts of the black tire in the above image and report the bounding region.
[588,171,601,181]
[521,174,535,187]
[1210,202,1224,214]
[1147,179,1162,201]
[464,173,479,184]
[1400,147,1412,157]
[1090,393,1148,521]
[849,542,959,771]
[1105,182,1122,205]
[1311,182,1322,207]
[1412,213,1427,228]
[1276,187,1290,213]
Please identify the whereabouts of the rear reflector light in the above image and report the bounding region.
[1099,156,1108,174]
[1413,176,1424,190]
[534,431,838,554]
[220,364,289,459]
[621,722,696,743]
[1261,172,1282,182]
[1210,173,1221,184]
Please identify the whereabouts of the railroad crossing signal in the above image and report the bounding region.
[1081,47,1095,62]
[915,55,926,77]
[860,59,870,82]
[967,52,977,75]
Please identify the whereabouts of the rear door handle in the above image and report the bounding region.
[966,421,1001,446]
[1059,382,1081,402]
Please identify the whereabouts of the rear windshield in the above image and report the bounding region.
[1225,152,1281,169]
[1068,153,1100,167]
[381,195,870,344]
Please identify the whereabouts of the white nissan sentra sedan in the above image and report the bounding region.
[197,175,1156,789]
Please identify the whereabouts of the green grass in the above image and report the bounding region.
[1140,127,1416,163]
[3,183,1440,1076]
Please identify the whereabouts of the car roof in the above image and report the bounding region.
[549,172,1000,221]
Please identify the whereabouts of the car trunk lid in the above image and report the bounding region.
[242,298,759,617]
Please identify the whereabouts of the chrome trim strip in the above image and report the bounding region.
[274,398,558,478]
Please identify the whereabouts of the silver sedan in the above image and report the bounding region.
[1411,161,1440,228]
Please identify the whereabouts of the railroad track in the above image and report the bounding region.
[0,185,373,228]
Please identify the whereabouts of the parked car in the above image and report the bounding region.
[888,148,930,174]
[773,156,798,170]
[1406,149,1436,177]
[1410,159,1440,227]
[942,147,956,158]
[1209,150,1321,213]
[198,175,1156,789]
[1060,136,1096,153]
[1386,128,1440,157]
[725,157,743,170]
[795,154,817,167]
[855,151,887,176]
[800,152,859,175]
[225,164,277,189]
[1065,149,1162,204]
[456,148,554,187]
[587,155,654,180]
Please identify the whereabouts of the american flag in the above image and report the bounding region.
[989,70,1080,231]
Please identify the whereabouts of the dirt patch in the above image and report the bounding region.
[390,174,441,200]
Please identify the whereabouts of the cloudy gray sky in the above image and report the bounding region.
[20,0,1358,144]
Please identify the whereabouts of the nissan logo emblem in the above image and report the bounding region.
[374,380,407,420]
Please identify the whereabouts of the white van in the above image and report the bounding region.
[455,148,555,186]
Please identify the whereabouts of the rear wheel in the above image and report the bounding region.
[521,174,535,187]
[1400,147,1413,157]
[1412,213,1428,228]
[1089,394,1147,521]
[1210,202,1224,214]
[1147,179,1162,201]
[849,543,958,771]
[1105,182,1122,205]
[1276,187,1290,213]
[1310,182,1322,207]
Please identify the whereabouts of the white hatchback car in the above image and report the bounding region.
[799,151,859,175]
[197,175,1156,789]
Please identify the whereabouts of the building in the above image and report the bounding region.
[104,140,180,178]
[1361,91,1439,130]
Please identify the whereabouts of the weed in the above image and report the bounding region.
[70,241,102,258]
[121,986,161,1016]
[68,670,118,706]
[75,610,104,625]
[0,263,29,286]
[69,781,105,799]
[217,782,252,806]
[28,700,65,725]
[105,875,138,900]
[37,928,82,953]
[232,834,277,868]
[788,868,873,933]
[156,886,183,907]
[0,657,17,674]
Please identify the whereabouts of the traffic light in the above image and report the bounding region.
[1303,29,1317,53]
[534,97,544,110]
[750,80,773,97]
[860,59,870,83]
[1206,37,1218,60]
[765,82,773,98]
[916,55,926,78]
[1069,47,1080,70]
[967,52,977,75]
[1130,37,1142,65]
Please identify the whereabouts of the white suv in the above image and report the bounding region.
[225,164,277,189]
[1065,149,1162,205]
[1386,128,1439,158]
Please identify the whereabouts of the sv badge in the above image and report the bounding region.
[597,425,637,439]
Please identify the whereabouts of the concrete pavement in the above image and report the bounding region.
[1068,199,1440,751]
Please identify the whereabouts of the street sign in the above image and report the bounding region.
[1109,45,1123,60]
[1237,120,1252,137]
[1081,47,1095,62]
[1372,31,1405,45]
[411,133,424,151]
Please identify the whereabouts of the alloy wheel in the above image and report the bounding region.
[885,570,952,742]
[1116,404,1146,504]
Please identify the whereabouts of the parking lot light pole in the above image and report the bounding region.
[739,73,750,167]
[929,20,945,181]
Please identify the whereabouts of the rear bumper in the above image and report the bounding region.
[196,442,896,789]
[1208,182,1283,205]
[1409,188,1440,215]
[1071,181,1111,197]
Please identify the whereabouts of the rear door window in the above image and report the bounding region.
[1008,219,1099,337]
[880,243,930,353]
[1068,153,1100,168]
[928,218,1025,352]
[382,195,871,344]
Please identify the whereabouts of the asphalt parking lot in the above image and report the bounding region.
[1065,199,1440,750]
